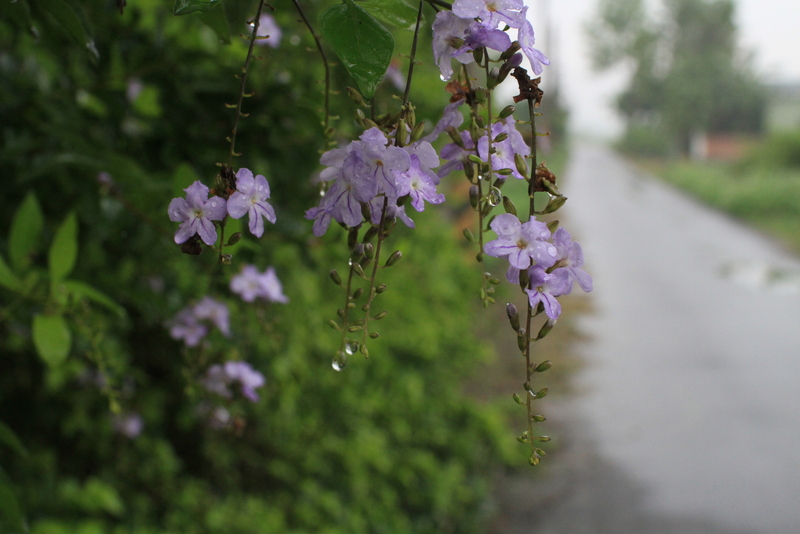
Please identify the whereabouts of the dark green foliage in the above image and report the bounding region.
[0,0,510,531]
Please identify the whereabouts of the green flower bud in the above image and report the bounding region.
[503,195,517,215]
[384,250,402,267]
[329,269,342,286]
[498,105,516,119]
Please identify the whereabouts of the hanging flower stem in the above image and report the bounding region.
[291,0,332,136]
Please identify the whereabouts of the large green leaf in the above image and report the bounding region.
[360,0,420,30]
[48,212,78,282]
[0,421,27,458]
[8,193,44,273]
[32,314,72,367]
[36,0,99,63]
[198,3,231,44]
[321,0,394,100]
[0,254,21,292]
[0,483,26,533]
[173,0,221,16]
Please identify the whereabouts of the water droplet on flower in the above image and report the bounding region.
[345,341,359,355]
[440,74,449,82]
[332,351,348,371]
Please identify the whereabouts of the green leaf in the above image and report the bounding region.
[0,421,27,458]
[36,0,99,63]
[9,193,44,272]
[32,314,72,367]
[198,3,231,44]
[62,280,126,318]
[0,254,21,292]
[48,212,78,282]
[1,0,36,36]
[360,0,420,30]
[321,0,394,100]
[0,482,26,533]
[173,0,222,16]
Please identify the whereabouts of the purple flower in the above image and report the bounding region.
[169,308,208,347]
[478,117,530,180]
[452,0,527,29]
[113,413,143,439]
[192,296,231,336]
[168,298,231,346]
[230,264,289,303]
[366,197,416,229]
[452,21,512,57]
[357,128,411,202]
[432,11,474,81]
[437,130,476,179]
[168,181,227,246]
[484,213,558,270]
[525,266,571,321]
[395,155,445,212]
[254,13,282,48]
[518,8,549,75]
[202,361,265,402]
[421,100,465,145]
[552,228,592,293]
[227,168,276,238]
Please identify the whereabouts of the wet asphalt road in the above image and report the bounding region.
[510,145,800,534]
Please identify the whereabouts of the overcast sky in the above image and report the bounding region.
[526,0,800,137]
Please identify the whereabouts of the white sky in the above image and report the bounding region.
[525,0,800,138]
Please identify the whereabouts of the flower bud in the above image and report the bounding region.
[536,435,551,442]
[384,250,402,267]
[337,308,346,317]
[531,414,546,422]
[472,46,484,64]
[469,185,480,209]
[502,196,517,216]
[535,360,552,372]
[500,41,521,60]
[498,105,516,119]
[536,320,554,340]
[346,86,367,107]
[351,262,366,278]
[369,332,379,339]
[532,388,548,399]
[546,220,560,233]
[475,114,486,128]
[529,454,540,466]
[541,195,567,214]
[411,121,426,143]
[506,302,520,331]
[362,226,379,243]
[396,119,408,146]
[463,160,475,181]
[512,392,524,405]
[515,153,528,177]
[329,269,342,286]
[375,283,387,294]
[467,154,484,165]
[493,132,509,143]
[327,320,340,330]
[517,330,528,351]
[372,311,388,320]
[463,228,476,242]
[219,254,232,265]
[226,232,242,246]
[352,288,363,300]
[364,242,375,259]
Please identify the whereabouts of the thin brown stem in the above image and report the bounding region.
[291,0,331,132]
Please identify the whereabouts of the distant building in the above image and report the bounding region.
[690,82,800,161]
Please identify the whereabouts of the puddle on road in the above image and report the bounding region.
[719,262,800,295]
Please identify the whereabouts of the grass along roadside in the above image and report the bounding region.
[639,158,800,254]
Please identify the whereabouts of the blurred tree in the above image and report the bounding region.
[588,0,765,155]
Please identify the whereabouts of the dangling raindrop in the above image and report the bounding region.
[332,351,348,371]
[344,341,359,356]
[487,186,502,207]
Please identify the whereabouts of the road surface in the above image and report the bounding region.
[498,144,800,534]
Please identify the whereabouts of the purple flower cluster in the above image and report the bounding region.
[168,297,231,347]
[168,168,276,245]
[230,264,289,303]
[305,128,445,236]
[202,361,265,402]
[485,214,592,321]
[432,0,549,81]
